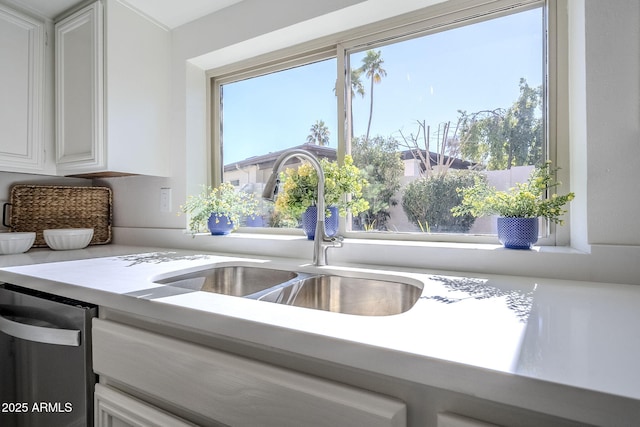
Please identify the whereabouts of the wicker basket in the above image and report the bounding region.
[3,185,113,247]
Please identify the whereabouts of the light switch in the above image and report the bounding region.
[160,188,172,213]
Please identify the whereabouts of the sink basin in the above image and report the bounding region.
[259,275,422,316]
[154,266,298,297]
[155,264,422,316]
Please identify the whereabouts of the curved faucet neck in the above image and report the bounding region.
[266,148,340,266]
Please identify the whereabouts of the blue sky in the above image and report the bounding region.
[221,7,543,165]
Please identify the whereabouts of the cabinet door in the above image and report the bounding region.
[55,2,104,172]
[93,319,407,427]
[95,384,196,427]
[0,5,44,173]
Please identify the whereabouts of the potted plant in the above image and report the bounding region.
[451,161,575,249]
[275,155,369,239]
[180,183,260,235]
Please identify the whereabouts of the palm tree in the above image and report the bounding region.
[306,120,330,146]
[349,68,365,138]
[360,50,387,141]
[334,68,365,138]
[350,68,366,98]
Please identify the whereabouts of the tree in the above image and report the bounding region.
[306,120,330,146]
[359,50,387,141]
[504,79,543,167]
[398,119,475,178]
[349,68,366,99]
[396,79,541,174]
[459,78,542,170]
[351,135,404,230]
[334,69,365,138]
[348,68,365,138]
[457,109,505,168]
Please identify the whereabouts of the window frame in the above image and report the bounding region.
[208,0,564,246]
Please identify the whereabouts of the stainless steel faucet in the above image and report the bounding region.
[262,148,343,266]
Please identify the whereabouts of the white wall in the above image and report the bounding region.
[103,0,640,285]
[567,0,589,252]
[104,0,446,229]
[583,0,640,246]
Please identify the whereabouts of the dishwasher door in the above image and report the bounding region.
[0,284,97,427]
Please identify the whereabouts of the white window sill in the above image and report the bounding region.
[114,227,640,286]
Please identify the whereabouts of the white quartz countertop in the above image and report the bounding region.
[1,245,639,424]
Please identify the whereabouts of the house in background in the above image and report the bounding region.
[223,143,337,192]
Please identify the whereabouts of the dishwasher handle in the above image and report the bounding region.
[0,312,80,346]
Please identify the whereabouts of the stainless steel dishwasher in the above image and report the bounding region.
[0,283,97,427]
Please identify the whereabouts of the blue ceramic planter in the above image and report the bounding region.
[244,215,263,227]
[207,214,234,235]
[497,217,539,249]
[301,206,338,240]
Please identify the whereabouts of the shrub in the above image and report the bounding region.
[402,171,479,233]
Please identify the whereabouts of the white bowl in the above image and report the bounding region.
[43,228,94,250]
[0,232,36,255]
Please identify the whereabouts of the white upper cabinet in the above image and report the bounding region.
[55,0,171,177]
[0,4,46,174]
[55,2,103,175]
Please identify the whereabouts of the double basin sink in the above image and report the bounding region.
[154,265,423,316]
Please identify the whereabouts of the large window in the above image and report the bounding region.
[218,55,337,228]
[213,1,549,241]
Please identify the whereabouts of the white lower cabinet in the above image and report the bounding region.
[92,319,407,427]
[95,384,196,427]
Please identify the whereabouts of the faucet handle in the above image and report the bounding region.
[321,235,343,265]
[329,235,344,248]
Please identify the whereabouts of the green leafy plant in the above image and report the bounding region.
[180,183,260,233]
[351,135,404,231]
[275,155,369,220]
[452,161,575,224]
[402,171,479,233]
